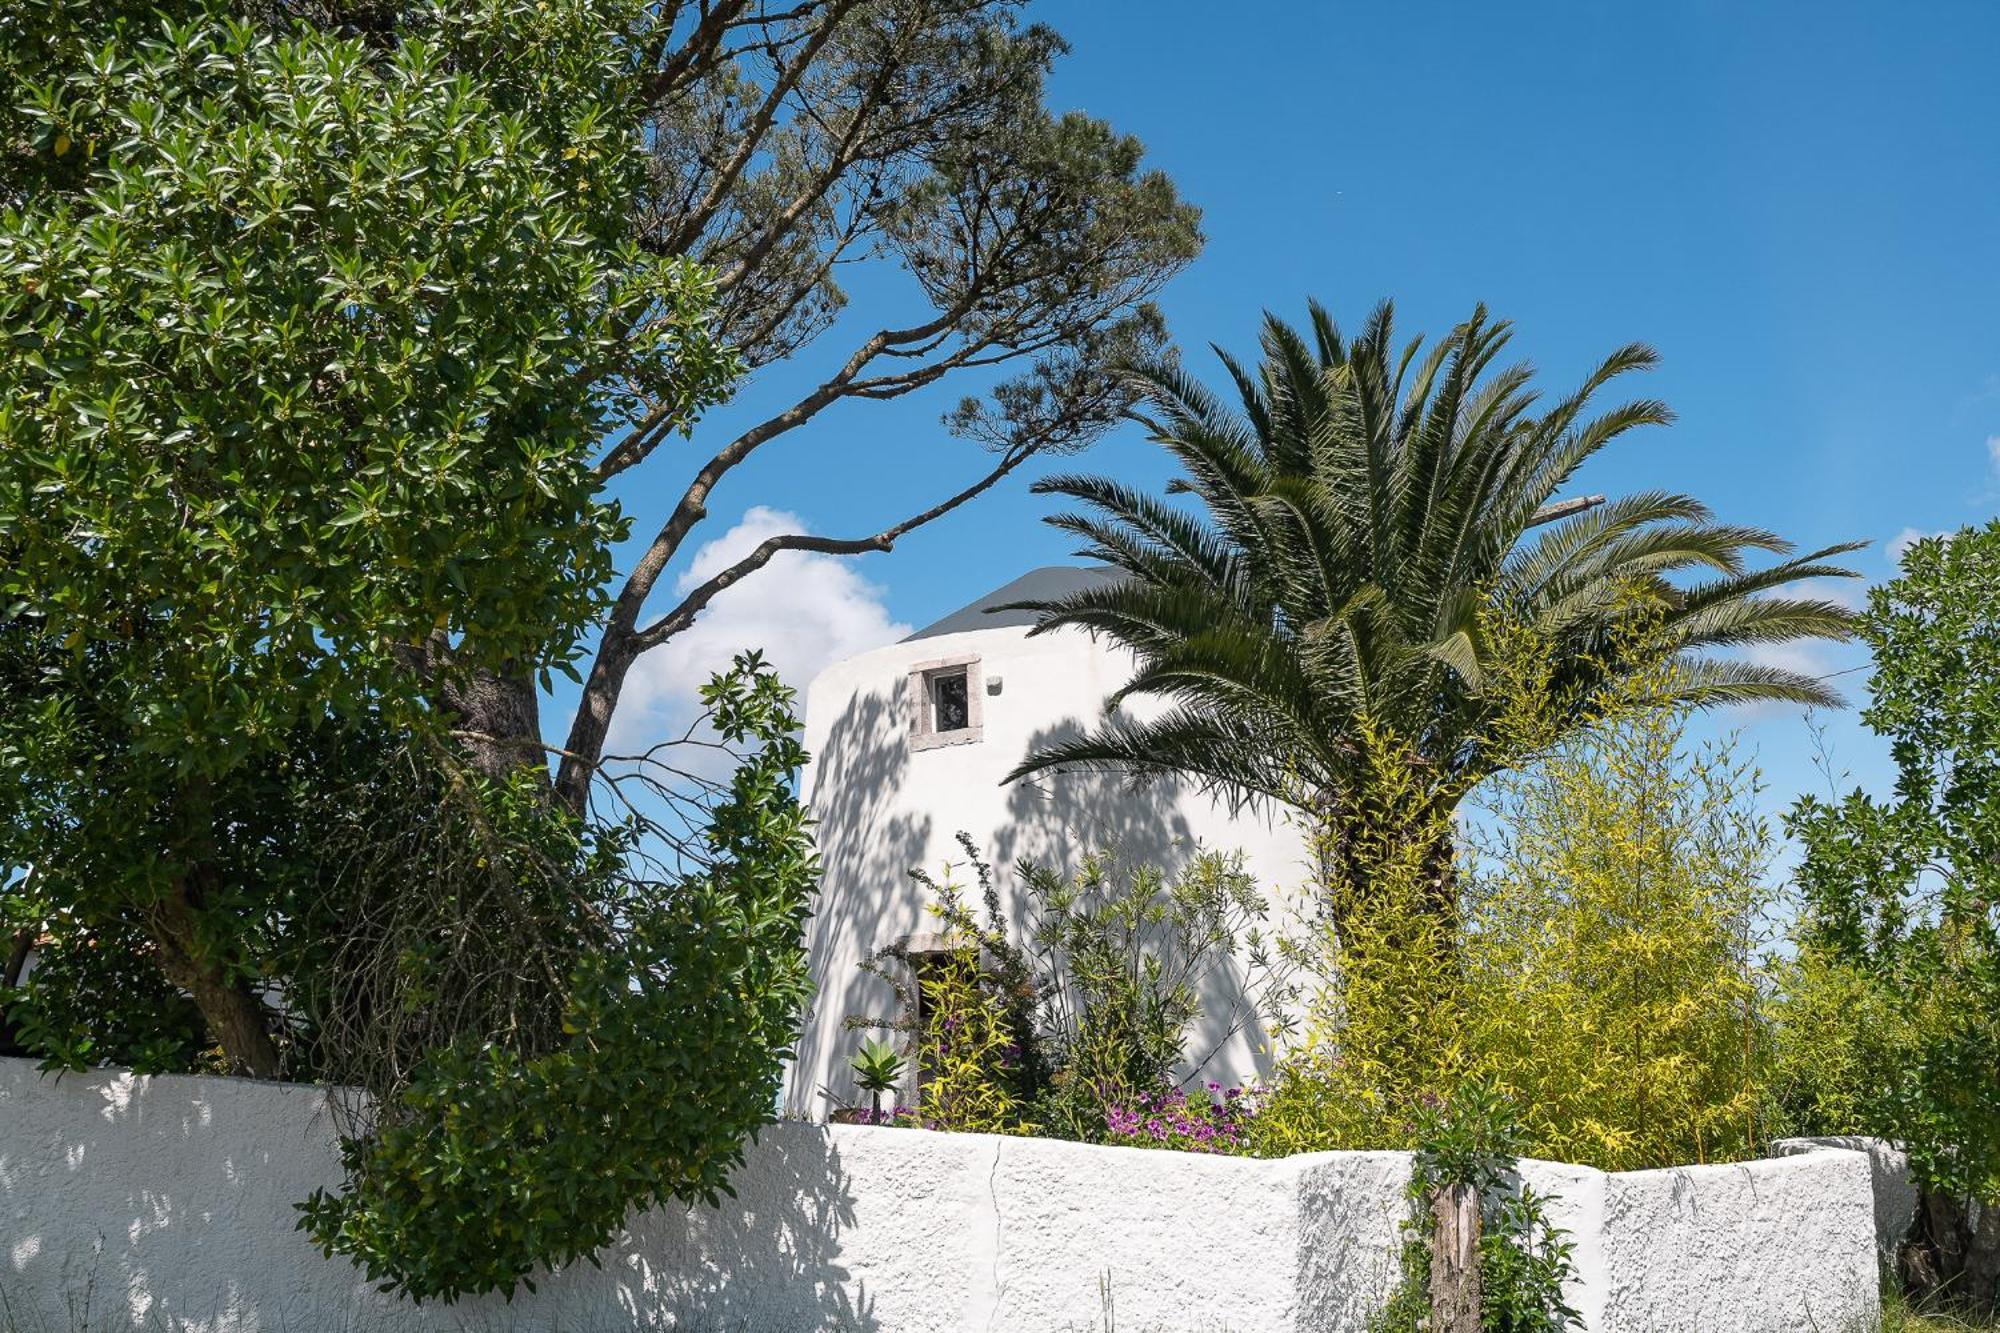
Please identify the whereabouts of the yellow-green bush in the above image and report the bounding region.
[1254,666,1779,1171]
[1250,719,1468,1158]
[1456,703,1774,1170]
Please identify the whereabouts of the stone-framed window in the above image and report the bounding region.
[907,653,983,751]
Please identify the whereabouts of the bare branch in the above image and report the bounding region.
[1528,494,1606,527]
[660,0,862,256]
[635,444,1037,649]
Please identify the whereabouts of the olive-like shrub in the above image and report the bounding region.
[296,656,818,1303]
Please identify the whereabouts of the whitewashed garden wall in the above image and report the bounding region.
[1,1059,1896,1332]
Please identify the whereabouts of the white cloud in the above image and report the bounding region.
[607,506,910,754]
[1787,575,1867,612]
[1885,526,1949,566]
[1738,640,1838,681]
[1988,433,2000,478]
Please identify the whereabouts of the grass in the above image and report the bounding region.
[1881,1288,2000,1333]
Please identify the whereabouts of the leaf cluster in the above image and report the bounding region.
[0,0,736,773]
[296,653,819,1303]
[1006,301,1860,826]
[1776,522,2000,1202]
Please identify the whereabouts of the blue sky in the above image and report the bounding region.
[582,1,2000,844]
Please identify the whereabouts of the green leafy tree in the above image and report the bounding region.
[1005,303,1859,920]
[0,1,735,1074]
[4,0,1200,1080]
[296,652,819,1303]
[1780,522,2000,1312]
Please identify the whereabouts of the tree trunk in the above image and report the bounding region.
[437,663,546,785]
[3,927,32,990]
[1418,828,1460,935]
[147,881,282,1079]
[1901,1187,2000,1316]
[1430,1181,1484,1333]
[555,632,638,815]
[1312,801,1462,967]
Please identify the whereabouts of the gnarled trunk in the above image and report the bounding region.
[1902,1187,2000,1317]
[1430,1180,1484,1333]
[436,663,546,786]
[147,880,282,1079]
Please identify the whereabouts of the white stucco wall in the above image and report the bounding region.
[1774,1135,1919,1266]
[3,1059,1889,1333]
[789,619,1316,1117]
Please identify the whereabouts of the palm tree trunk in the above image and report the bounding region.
[1312,799,1461,956]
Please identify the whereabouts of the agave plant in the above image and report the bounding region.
[849,1037,907,1119]
[1005,301,1861,896]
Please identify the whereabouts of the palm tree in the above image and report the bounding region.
[1004,301,1861,915]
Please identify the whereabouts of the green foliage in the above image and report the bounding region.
[1254,652,1779,1173]
[296,654,818,1303]
[1374,1082,1581,1333]
[1458,700,1776,1171]
[0,885,206,1074]
[849,1038,905,1117]
[849,836,1046,1134]
[1020,847,1294,1142]
[1475,1187,1582,1333]
[1250,718,1467,1158]
[0,0,738,1074]
[1003,300,1860,886]
[912,936,1035,1135]
[1881,1286,2000,1332]
[271,727,625,1098]
[851,837,1291,1142]
[1,2,733,765]
[1777,522,2000,1203]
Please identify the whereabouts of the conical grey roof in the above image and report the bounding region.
[901,565,1122,642]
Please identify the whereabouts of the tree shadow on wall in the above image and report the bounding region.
[791,685,932,1115]
[991,722,1288,1087]
[990,719,1199,881]
[613,1124,878,1333]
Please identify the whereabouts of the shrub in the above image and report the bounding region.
[295,655,818,1302]
[847,837,1290,1141]
[1771,524,2000,1310]
[1021,847,1294,1142]
[1254,665,1780,1172]
[1249,718,1470,1158]
[1457,704,1775,1171]
[847,835,1047,1134]
[1,899,208,1074]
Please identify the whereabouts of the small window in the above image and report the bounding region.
[931,670,970,732]
[907,654,983,751]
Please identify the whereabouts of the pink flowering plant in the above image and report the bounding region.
[1101,1080,1260,1154]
